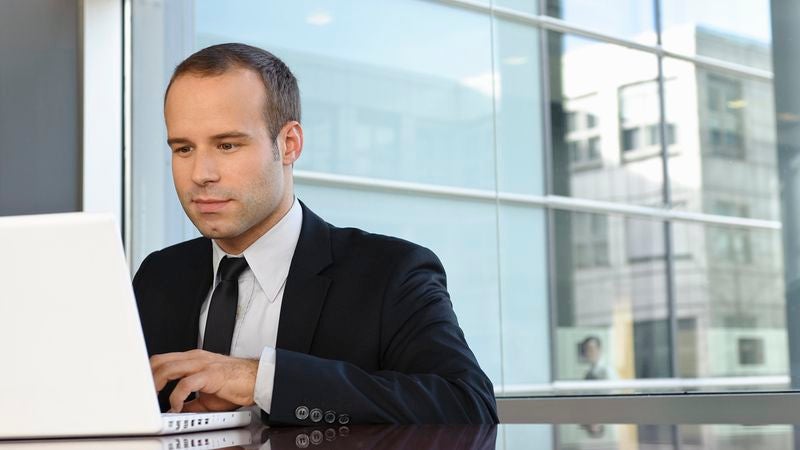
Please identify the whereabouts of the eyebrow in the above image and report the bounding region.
[166,136,192,147]
[210,131,252,141]
[167,131,252,147]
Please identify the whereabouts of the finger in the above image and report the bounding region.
[181,399,209,413]
[169,372,210,413]
[153,359,208,391]
[150,349,216,370]
[150,349,214,372]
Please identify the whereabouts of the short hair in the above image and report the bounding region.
[165,43,300,142]
[579,336,601,355]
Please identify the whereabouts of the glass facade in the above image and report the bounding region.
[131,0,791,396]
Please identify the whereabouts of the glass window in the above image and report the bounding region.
[549,32,664,206]
[493,16,545,195]
[553,211,669,381]
[622,128,639,152]
[545,0,655,44]
[132,0,550,394]
[663,58,779,221]
[661,0,773,70]
[672,222,786,379]
[495,0,538,15]
[498,205,550,388]
[194,0,495,191]
[130,0,793,402]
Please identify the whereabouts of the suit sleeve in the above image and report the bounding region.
[268,246,498,425]
[131,250,179,412]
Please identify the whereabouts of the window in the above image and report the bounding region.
[738,338,765,366]
[618,80,662,162]
[622,128,639,152]
[705,74,746,160]
[130,0,787,407]
[572,213,610,268]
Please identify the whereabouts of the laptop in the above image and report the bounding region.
[0,213,252,439]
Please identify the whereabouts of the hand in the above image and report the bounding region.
[150,349,259,413]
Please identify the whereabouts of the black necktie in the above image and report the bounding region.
[203,256,249,355]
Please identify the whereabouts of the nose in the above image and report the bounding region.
[191,148,221,186]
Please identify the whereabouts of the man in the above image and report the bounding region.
[580,336,616,380]
[133,43,497,425]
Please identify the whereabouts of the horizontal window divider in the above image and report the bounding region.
[497,390,800,424]
[296,169,505,201]
[294,170,781,230]
[427,0,773,82]
[497,375,789,396]
[545,195,782,229]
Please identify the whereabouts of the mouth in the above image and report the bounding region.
[192,198,231,213]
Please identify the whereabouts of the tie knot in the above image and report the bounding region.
[218,256,249,281]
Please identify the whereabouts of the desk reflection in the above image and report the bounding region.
[260,425,496,449]
[0,424,796,450]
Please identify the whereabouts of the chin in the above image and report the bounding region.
[192,219,234,240]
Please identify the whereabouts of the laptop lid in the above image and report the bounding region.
[0,213,163,438]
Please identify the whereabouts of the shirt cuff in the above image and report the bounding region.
[253,346,277,414]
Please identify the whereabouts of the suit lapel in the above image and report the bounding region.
[183,238,214,349]
[276,202,333,354]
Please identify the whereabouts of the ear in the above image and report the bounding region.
[277,121,303,166]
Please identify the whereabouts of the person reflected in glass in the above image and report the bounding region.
[580,336,616,380]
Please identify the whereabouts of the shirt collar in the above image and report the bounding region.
[211,198,303,303]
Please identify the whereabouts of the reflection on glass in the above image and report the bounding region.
[195,0,496,190]
[498,205,550,388]
[493,17,545,195]
[548,32,664,206]
[544,0,655,44]
[663,58,779,221]
[672,222,786,379]
[579,335,617,380]
[495,0,538,15]
[554,211,669,381]
[661,0,773,70]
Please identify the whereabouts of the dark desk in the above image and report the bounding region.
[2,423,795,449]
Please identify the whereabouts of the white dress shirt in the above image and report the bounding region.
[197,198,302,414]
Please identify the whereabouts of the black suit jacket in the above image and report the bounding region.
[133,202,498,425]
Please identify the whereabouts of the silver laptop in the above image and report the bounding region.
[0,213,252,439]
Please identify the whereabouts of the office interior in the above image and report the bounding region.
[3,0,800,448]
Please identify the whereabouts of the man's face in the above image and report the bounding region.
[165,68,289,251]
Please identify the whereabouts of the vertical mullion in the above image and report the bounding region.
[488,0,508,396]
[654,0,679,380]
[537,1,559,386]
[539,4,560,450]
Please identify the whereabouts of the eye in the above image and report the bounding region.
[173,146,192,155]
[219,142,237,151]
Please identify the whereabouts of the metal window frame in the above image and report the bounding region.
[81,0,124,228]
[497,392,800,424]
[294,170,780,231]
[430,0,773,82]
